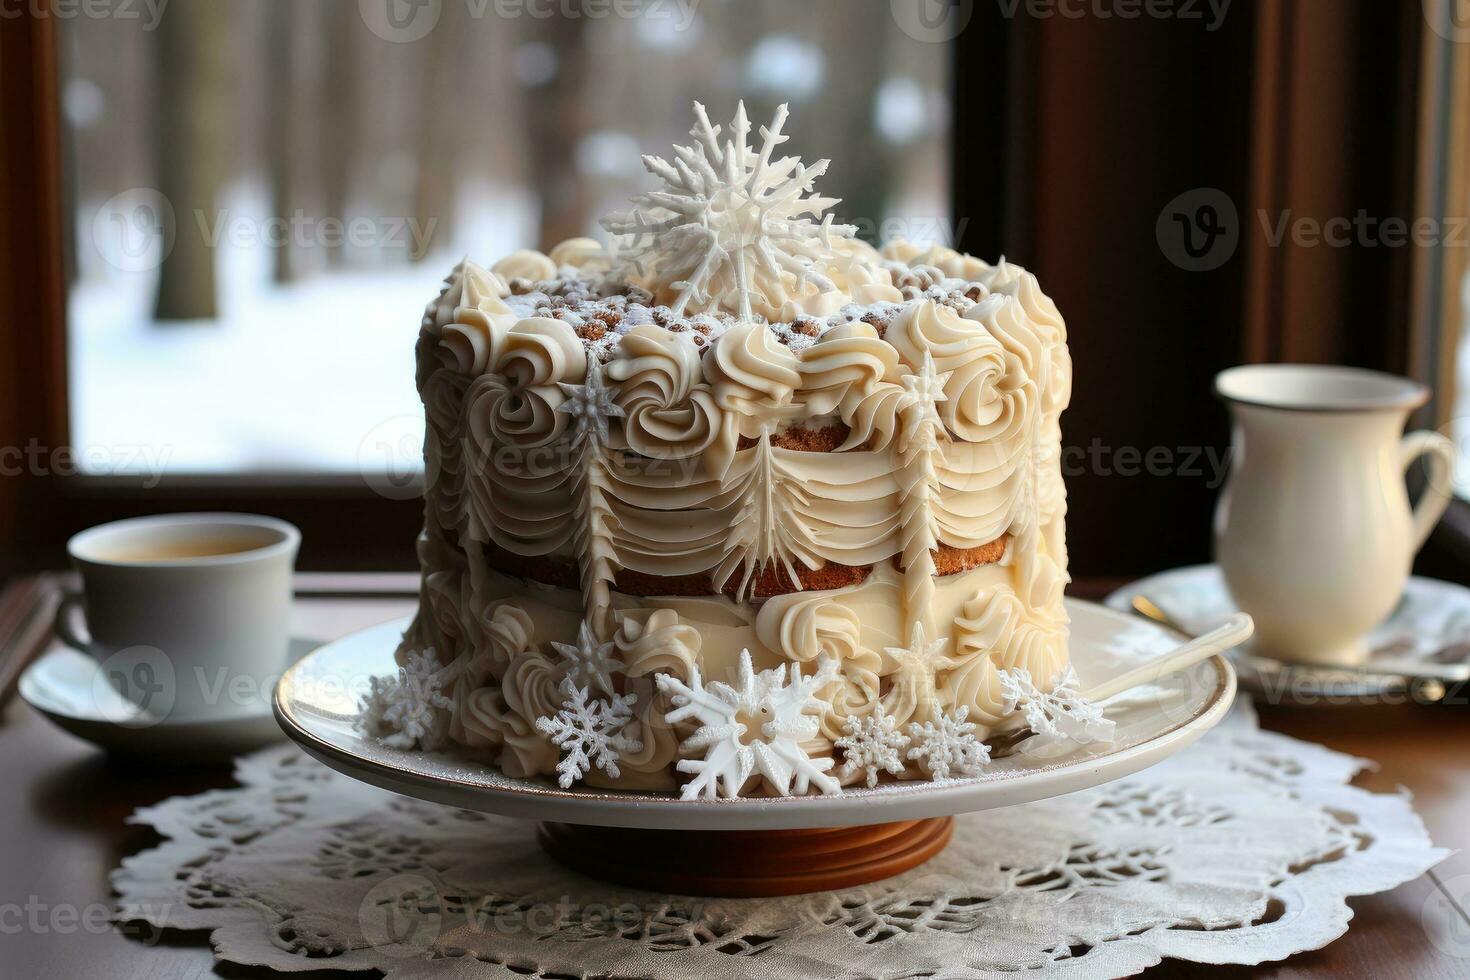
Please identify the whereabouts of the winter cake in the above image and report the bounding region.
[369,102,1077,798]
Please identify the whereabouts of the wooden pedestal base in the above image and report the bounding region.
[537,817,955,897]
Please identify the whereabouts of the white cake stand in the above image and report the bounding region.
[274,600,1240,895]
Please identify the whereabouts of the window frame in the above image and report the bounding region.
[0,12,425,572]
[1414,0,1470,576]
[8,10,969,573]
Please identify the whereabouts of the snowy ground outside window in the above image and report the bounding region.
[69,183,534,478]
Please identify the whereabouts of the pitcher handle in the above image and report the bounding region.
[52,592,92,654]
[1401,430,1456,552]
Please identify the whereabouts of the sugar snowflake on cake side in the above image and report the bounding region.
[655,650,842,800]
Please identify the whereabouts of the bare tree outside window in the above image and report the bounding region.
[152,0,229,320]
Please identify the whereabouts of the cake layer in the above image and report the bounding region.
[420,557,1069,792]
[429,262,1069,599]
[482,536,1009,599]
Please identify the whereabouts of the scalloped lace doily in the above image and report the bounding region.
[112,699,1446,980]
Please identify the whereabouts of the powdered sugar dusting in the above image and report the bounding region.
[500,258,989,360]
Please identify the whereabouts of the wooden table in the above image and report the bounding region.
[2,572,1468,979]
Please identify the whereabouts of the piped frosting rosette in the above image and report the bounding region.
[990,269,1072,552]
[548,236,614,276]
[703,320,804,442]
[417,261,516,538]
[461,317,590,555]
[421,258,509,340]
[446,602,534,746]
[885,298,1036,549]
[944,553,1071,728]
[795,322,906,451]
[606,326,725,462]
[579,609,697,791]
[767,238,904,321]
[491,248,557,284]
[880,239,1003,287]
[421,366,471,535]
[756,593,883,749]
[433,263,514,376]
[466,317,584,450]
[419,569,466,663]
[480,647,565,779]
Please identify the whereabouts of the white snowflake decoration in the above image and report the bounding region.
[884,620,952,676]
[906,705,991,780]
[880,620,955,724]
[549,620,625,698]
[556,354,624,449]
[655,649,841,800]
[999,666,1117,753]
[356,648,451,751]
[601,101,856,321]
[534,676,641,789]
[834,703,911,788]
[900,350,952,442]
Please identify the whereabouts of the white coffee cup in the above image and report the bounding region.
[56,513,301,723]
[1214,365,1454,667]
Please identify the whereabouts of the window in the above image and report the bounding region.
[59,0,952,478]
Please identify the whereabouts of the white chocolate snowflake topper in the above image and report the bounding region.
[655,649,841,800]
[601,101,857,322]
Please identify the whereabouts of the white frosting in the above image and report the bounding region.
[422,259,511,338]
[704,320,804,435]
[492,249,557,284]
[548,237,612,276]
[616,608,702,681]
[400,105,1073,795]
[425,557,1064,782]
[755,592,881,742]
[486,647,565,778]
[606,326,724,461]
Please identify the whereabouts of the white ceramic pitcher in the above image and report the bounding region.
[1213,364,1455,666]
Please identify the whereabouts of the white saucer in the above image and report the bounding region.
[19,637,321,760]
[1104,565,1470,702]
[274,600,1238,831]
